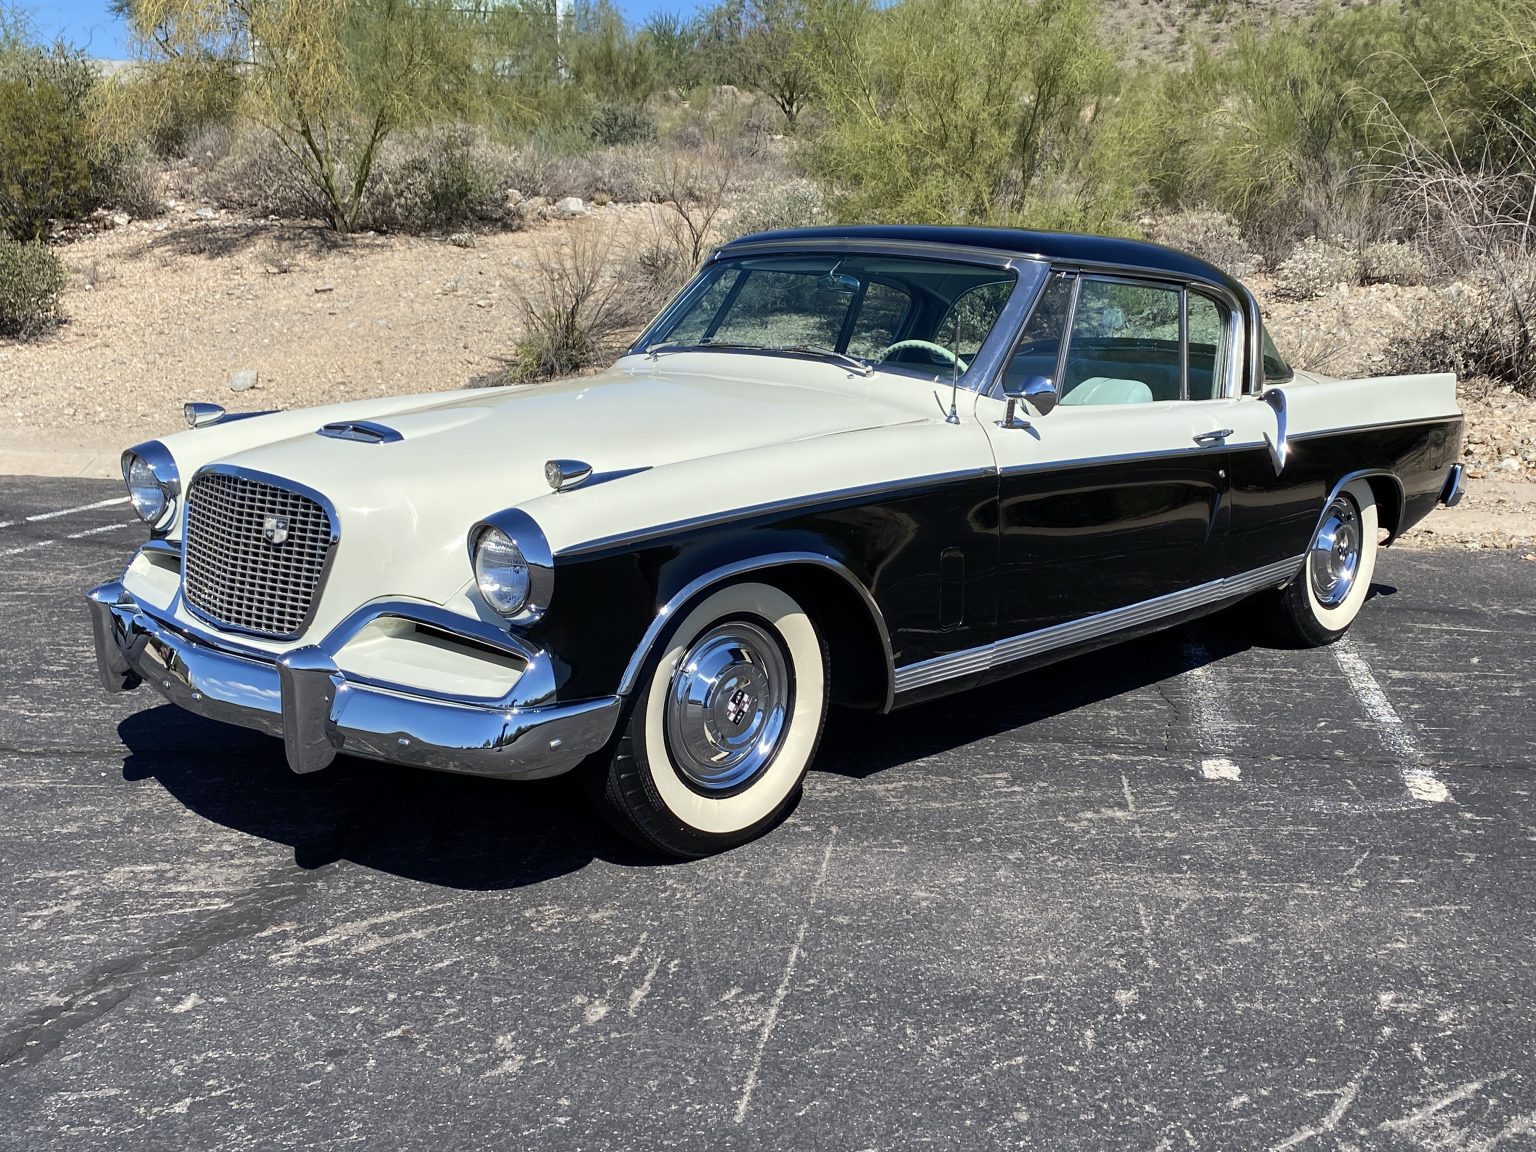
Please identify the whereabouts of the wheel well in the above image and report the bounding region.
[1362,474,1404,545]
[759,564,892,712]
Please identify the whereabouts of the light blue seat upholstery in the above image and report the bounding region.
[1059,376,1155,406]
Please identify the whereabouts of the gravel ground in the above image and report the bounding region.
[2,208,1533,550]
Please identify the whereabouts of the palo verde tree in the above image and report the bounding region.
[127,0,483,232]
[800,0,1115,225]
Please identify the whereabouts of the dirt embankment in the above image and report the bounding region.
[1,207,1531,554]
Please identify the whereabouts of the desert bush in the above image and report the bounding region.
[1360,240,1429,286]
[1144,209,1258,278]
[1384,270,1536,396]
[0,237,66,338]
[363,129,514,232]
[104,146,168,218]
[585,101,656,148]
[201,126,321,218]
[1271,237,1362,300]
[722,176,827,239]
[510,223,648,382]
[0,43,104,239]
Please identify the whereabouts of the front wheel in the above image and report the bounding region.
[1264,478,1379,647]
[587,582,827,858]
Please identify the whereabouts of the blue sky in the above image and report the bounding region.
[19,0,696,59]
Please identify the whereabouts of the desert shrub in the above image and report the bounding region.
[506,142,664,205]
[201,126,320,218]
[363,129,514,232]
[104,146,167,218]
[1144,209,1258,279]
[722,176,827,239]
[0,44,104,239]
[585,101,656,148]
[0,237,66,338]
[1384,268,1536,396]
[1271,237,1362,300]
[1360,240,1430,286]
[510,224,648,382]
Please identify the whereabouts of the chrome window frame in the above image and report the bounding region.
[630,239,1051,394]
[986,262,1248,403]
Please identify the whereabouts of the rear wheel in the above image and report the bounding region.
[588,582,827,858]
[1265,478,1379,647]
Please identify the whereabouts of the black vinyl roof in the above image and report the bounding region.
[719,224,1245,296]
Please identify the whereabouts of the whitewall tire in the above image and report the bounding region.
[588,582,827,858]
[1268,479,1379,646]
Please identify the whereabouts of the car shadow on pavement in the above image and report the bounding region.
[116,708,650,890]
[114,587,1389,884]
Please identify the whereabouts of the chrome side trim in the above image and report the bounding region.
[893,555,1304,696]
[558,467,996,559]
[1286,415,1463,442]
[616,552,896,711]
[996,442,1262,478]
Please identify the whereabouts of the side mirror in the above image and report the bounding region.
[1001,375,1057,427]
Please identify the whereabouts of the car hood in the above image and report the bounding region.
[175,355,921,631]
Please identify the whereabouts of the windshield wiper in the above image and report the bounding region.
[782,345,874,376]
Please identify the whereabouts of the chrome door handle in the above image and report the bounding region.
[1193,428,1233,445]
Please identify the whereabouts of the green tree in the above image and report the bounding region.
[128,0,484,232]
[738,0,815,126]
[801,0,1115,225]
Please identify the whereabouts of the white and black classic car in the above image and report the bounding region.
[88,226,1466,857]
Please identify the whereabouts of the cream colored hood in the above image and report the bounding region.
[152,353,944,640]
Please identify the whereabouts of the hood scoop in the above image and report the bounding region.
[317,420,404,444]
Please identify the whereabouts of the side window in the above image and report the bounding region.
[1002,272,1074,393]
[937,280,1012,361]
[1187,292,1229,400]
[846,282,912,359]
[1061,279,1182,405]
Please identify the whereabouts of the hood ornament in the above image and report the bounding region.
[545,459,593,492]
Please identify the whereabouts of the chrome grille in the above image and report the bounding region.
[182,471,336,639]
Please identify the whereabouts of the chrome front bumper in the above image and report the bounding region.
[86,581,621,779]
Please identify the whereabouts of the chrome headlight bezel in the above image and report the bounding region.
[468,509,553,625]
[121,441,181,535]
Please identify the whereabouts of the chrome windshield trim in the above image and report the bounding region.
[616,551,896,709]
[630,245,1050,394]
[893,555,1305,696]
[556,467,997,560]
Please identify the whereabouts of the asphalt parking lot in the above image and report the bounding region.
[1,474,1533,1151]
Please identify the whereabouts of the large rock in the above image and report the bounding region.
[228,369,258,393]
[554,196,587,218]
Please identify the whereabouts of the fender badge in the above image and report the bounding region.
[262,514,290,546]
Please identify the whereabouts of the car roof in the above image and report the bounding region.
[718,224,1244,296]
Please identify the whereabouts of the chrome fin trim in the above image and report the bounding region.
[892,555,1304,696]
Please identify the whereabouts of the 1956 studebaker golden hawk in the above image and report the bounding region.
[88,225,1466,856]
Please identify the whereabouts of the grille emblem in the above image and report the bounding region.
[262,514,290,546]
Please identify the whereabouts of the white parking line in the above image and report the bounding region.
[1332,638,1453,804]
[1,521,138,557]
[21,496,130,523]
[1182,639,1243,782]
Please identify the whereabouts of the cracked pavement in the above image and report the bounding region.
[1,476,1533,1150]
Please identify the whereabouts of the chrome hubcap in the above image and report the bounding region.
[665,622,789,792]
[1309,495,1361,607]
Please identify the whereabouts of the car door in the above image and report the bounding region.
[976,271,1241,661]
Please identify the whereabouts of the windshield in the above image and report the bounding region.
[639,253,1018,377]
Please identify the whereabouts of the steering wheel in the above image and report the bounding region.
[878,339,970,373]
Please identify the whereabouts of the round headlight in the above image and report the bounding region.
[123,452,169,526]
[474,527,532,616]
